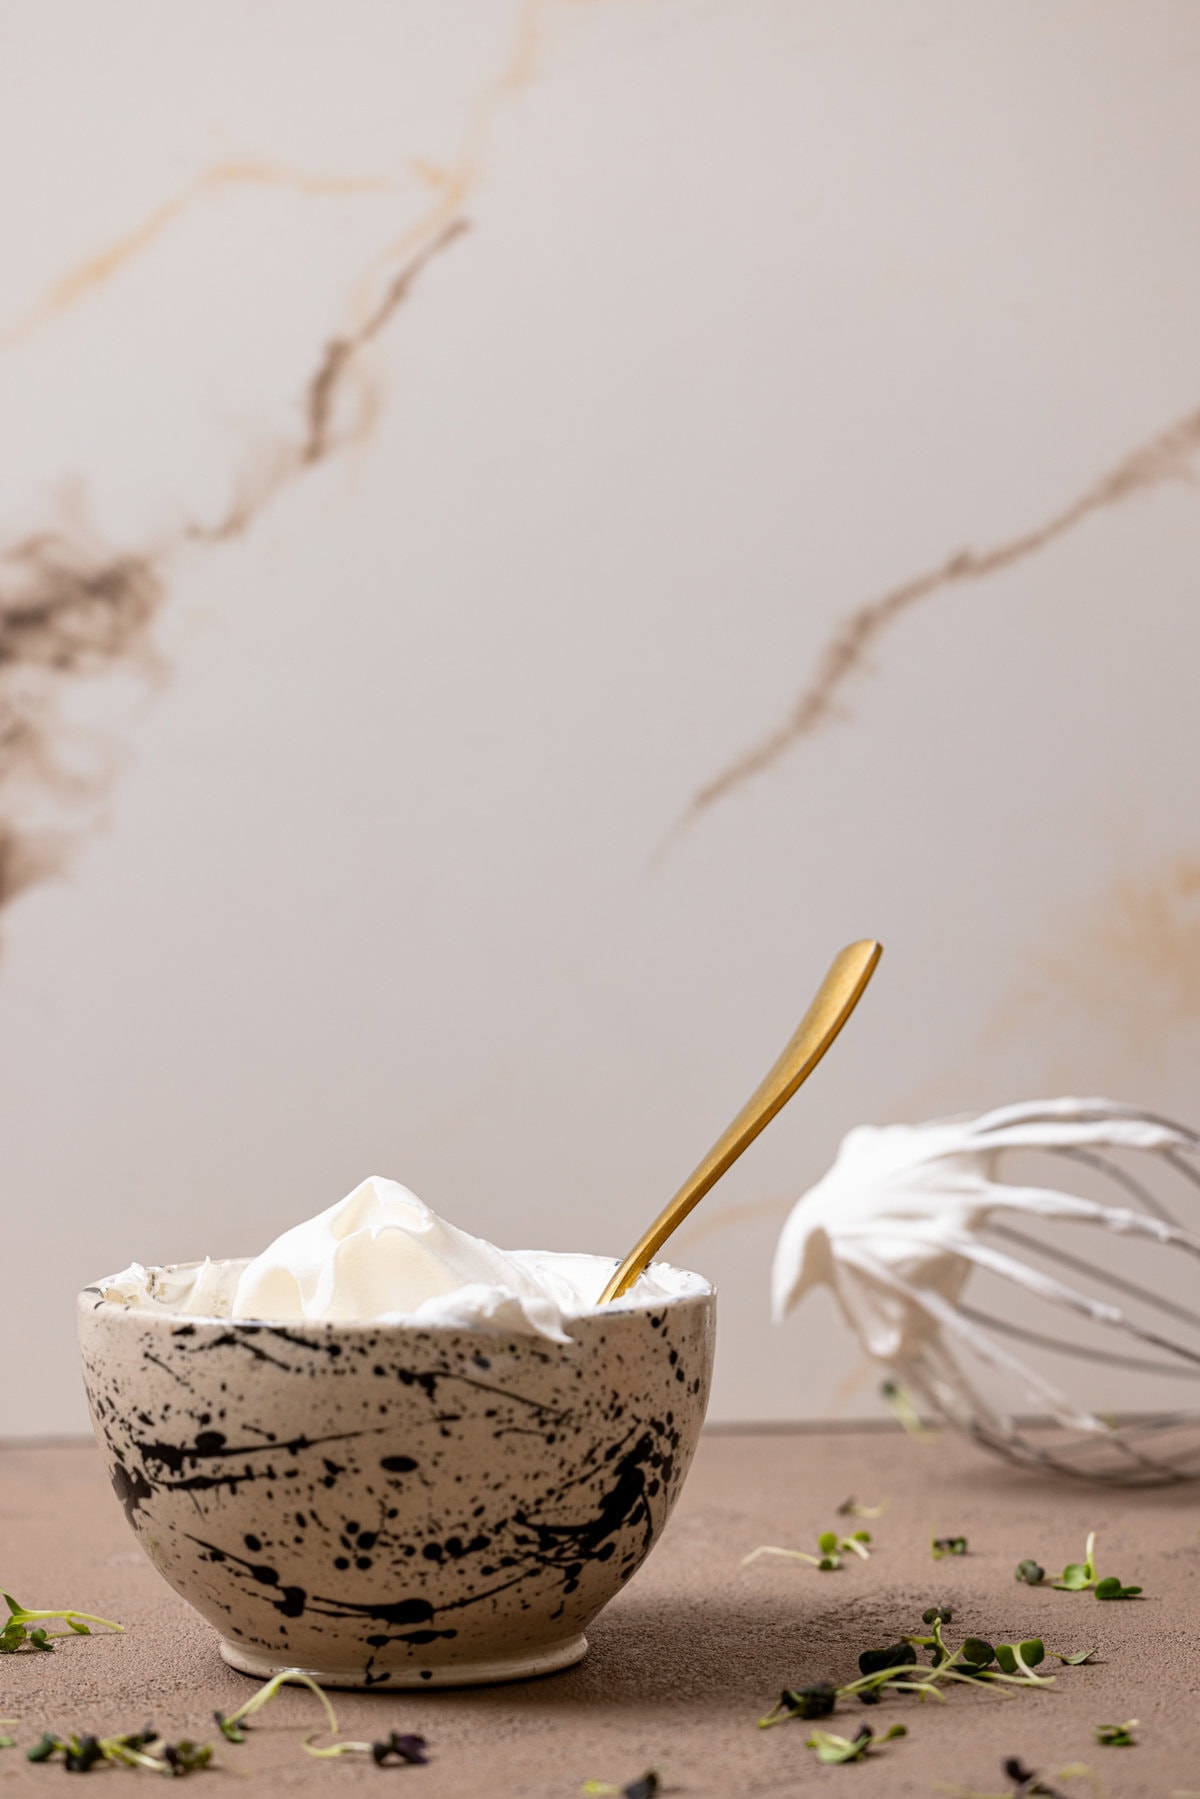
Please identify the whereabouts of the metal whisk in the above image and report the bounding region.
[772,1099,1200,1485]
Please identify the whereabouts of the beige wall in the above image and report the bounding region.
[2,1,1199,1437]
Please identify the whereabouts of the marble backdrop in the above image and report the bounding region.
[2,0,1199,1436]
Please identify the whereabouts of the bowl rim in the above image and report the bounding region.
[79,1251,715,1336]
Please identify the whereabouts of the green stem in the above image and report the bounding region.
[222,1668,340,1737]
[15,1609,123,1633]
[302,1735,373,1759]
[742,1546,822,1567]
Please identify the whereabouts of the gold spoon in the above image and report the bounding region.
[598,939,882,1303]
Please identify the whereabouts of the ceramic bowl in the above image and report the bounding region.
[78,1258,715,1687]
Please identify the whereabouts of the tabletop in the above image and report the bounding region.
[2,1426,1198,1795]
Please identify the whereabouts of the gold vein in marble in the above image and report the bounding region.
[187,217,469,544]
[670,405,1200,839]
[0,516,165,913]
[0,162,396,351]
[0,0,574,931]
[344,0,544,327]
[190,0,551,533]
[303,219,470,465]
[0,202,468,928]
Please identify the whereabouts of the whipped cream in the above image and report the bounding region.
[104,1175,707,1341]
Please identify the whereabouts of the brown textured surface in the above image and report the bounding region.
[2,1428,1198,1795]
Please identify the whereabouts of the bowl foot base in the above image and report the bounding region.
[217,1631,589,1688]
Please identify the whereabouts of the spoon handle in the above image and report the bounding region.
[598,939,882,1303]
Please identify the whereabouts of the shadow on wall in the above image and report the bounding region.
[993,854,1200,1080]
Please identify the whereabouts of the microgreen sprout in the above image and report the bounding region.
[1095,1720,1137,1747]
[806,1724,906,1764]
[1015,1560,1045,1586]
[759,1604,1069,1731]
[0,1722,16,1750]
[24,1726,212,1775]
[943,1757,1101,1798]
[743,1529,870,1575]
[7,1670,429,1775]
[1054,1532,1097,1591]
[994,1640,1051,1683]
[302,1728,429,1764]
[216,1668,339,1742]
[743,1543,839,1572]
[880,1379,926,1435]
[857,1643,917,1679]
[371,1734,429,1767]
[759,1683,839,1726]
[581,1774,658,1798]
[1094,1575,1142,1600]
[1051,1532,1142,1599]
[215,1669,429,1768]
[997,1758,1051,1799]
[0,1593,122,1654]
[299,1734,372,1760]
[931,1534,968,1559]
[820,1528,872,1563]
[837,1496,889,1519]
[0,1625,52,1654]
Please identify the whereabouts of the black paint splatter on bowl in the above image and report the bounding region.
[78,1258,715,1687]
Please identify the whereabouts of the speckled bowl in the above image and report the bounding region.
[78,1259,715,1688]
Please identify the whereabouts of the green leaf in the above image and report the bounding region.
[0,1735,16,1750]
[807,1729,873,1765]
[1094,1576,1142,1600]
[994,1638,1047,1680]
[1054,1563,1092,1590]
[959,1638,995,1669]
[817,1532,839,1556]
[65,1619,90,1635]
[1015,1559,1045,1585]
[1051,1648,1097,1666]
[2,1596,22,1618]
[882,1725,907,1741]
[764,1683,838,1726]
[1095,1720,1137,1747]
